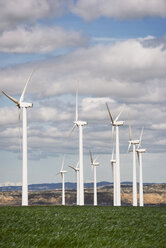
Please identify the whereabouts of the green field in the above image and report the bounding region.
[0,206,165,248]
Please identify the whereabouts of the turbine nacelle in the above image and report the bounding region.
[136,148,146,153]
[129,140,140,145]
[91,162,100,166]
[60,170,67,174]
[113,121,124,126]
[20,102,33,108]
[74,120,88,126]
[110,159,116,164]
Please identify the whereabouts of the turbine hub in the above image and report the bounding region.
[20,102,33,108]
[74,120,87,126]
[136,148,146,153]
[114,121,124,126]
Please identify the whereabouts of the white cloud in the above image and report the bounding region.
[71,0,166,21]
[30,107,71,122]
[151,123,166,130]
[0,25,88,53]
[1,38,166,156]
[1,38,166,100]
[0,0,68,32]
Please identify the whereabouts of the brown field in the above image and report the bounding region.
[0,183,165,206]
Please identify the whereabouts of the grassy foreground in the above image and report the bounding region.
[0,206,165,248]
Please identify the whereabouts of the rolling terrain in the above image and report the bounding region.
[0,183,165,206]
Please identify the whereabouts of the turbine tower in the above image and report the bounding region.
[136,128,146,207]
[57,156,67,205]
[2,70,34,206]
[89,150,100,206]
[106,103,124,206]
[68,161,80,205]
[70,86,87,205]
[110,143,116,206]
[128,124,140,207]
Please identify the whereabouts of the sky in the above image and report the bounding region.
[0,0,166,186]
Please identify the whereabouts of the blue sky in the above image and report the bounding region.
[0,0,166,186]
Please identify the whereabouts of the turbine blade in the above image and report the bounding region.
[61,155,65,171]
[76,161,79,170]
[89,150,93,164]
[111,163,113,176]
[75,82,78,121]
[129,124,132,141]
[128,142,131,152]
[138,127,144,148]
[2,91,19,105]
[19,69,35,103]
[137,152,140,165]
[128,112,132,141]
[111,146,114,161]
[115,107,124,122]
[56,172,61,175]
[106,103,114,124]
[68,165,77,172]
[112,125,115,145]
[69,124,77,137]
[93,156,98,163]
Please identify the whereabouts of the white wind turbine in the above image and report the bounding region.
[128,123,140,207]
[2,70,34,206]
[70,86,87,206]
[89,150,100,206]
[57,156,67,205]
[106,103,124,206]
[136,128,146,207]
[68,161,80,205]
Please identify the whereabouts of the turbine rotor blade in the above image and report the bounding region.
[115,107,124,122]
[76,83,78,121]
[69,124,77,137]
[128,142,131,152]
[76,161,79,169]
[93,156,98,163]
[137,151,140,164]
[2,91,19,106]
[111,146,114,161]
[106,103,114,124]
[61,155,65,171]
[68,165,77,172]
[19,69,35,103]
[111,163,113,176]
[138,127,144,148]
[128,112,132,141]
[89,150,93,164]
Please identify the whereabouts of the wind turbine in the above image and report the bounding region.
[106,103,124,206]
[136,128,146,207]
[70,86,87,205]
[57,156,67,205]
[68,161,80,205]
[89,150,100,206]
[2,70,34,206]
[128,123,140,207]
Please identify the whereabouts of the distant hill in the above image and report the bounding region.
[0,181,164,192]
[0,181,112,191]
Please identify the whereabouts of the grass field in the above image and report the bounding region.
[0,206,165,248]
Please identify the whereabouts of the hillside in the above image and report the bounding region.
[0,183,165,206]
